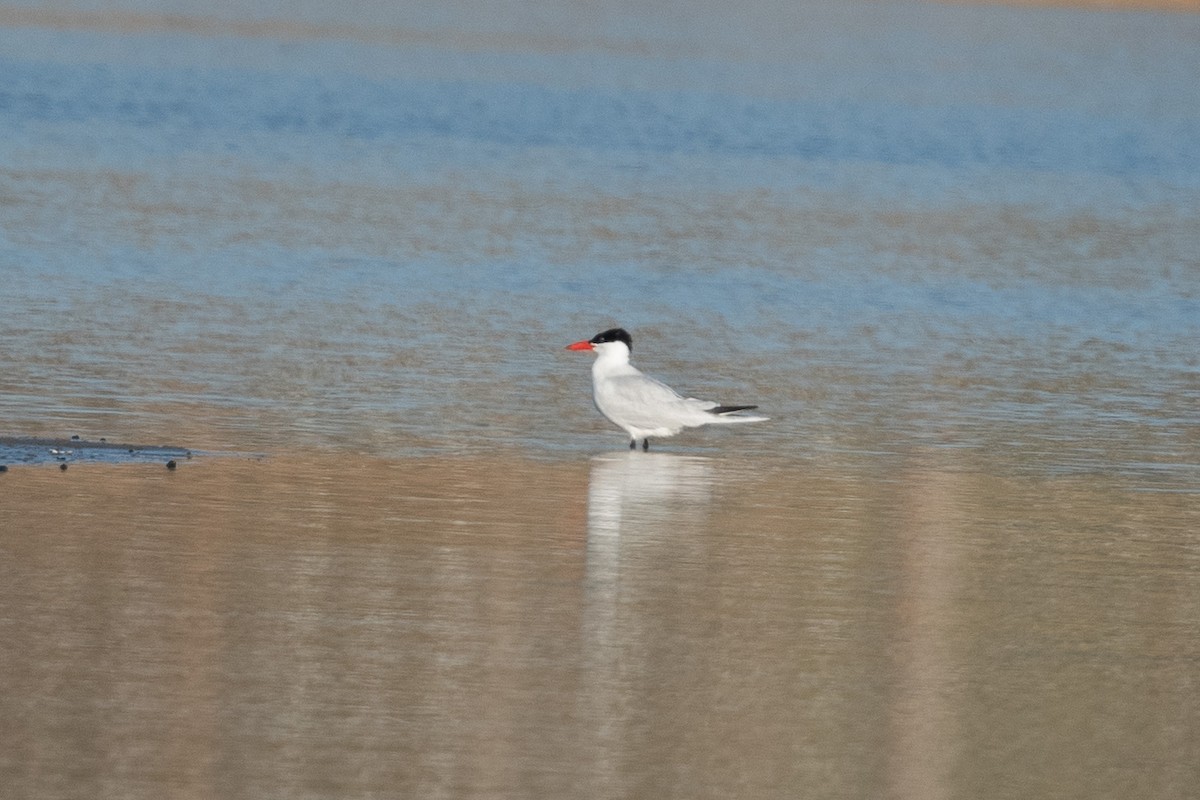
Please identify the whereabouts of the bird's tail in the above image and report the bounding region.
[707,405,769,423]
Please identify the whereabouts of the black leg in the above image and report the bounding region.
[642,438,649,451]
[629,439,636,450]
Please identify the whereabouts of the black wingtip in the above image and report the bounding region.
[709,405,758,415]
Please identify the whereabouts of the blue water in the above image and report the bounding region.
[0,2,1197,483]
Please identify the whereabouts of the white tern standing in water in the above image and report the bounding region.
[566,327,768,450]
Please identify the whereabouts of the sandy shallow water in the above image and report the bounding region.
[2,0,1198,796]
[3,451,1198,798]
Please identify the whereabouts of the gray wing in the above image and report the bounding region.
[600,372,717,426]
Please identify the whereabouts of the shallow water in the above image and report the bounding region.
[1,1,1198,798]
[3,454,1198,798]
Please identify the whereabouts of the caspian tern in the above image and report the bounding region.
[566,327,768,450]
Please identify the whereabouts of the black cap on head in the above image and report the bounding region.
[590,328,632,352]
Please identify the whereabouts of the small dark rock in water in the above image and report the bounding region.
[60,463,68,471]
[166,460,177,470]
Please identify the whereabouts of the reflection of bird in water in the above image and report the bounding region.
[587,451,714,538]
[566,327,767,451]
[581,451,719,757]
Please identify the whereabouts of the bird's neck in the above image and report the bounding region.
[592,350,637,379]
